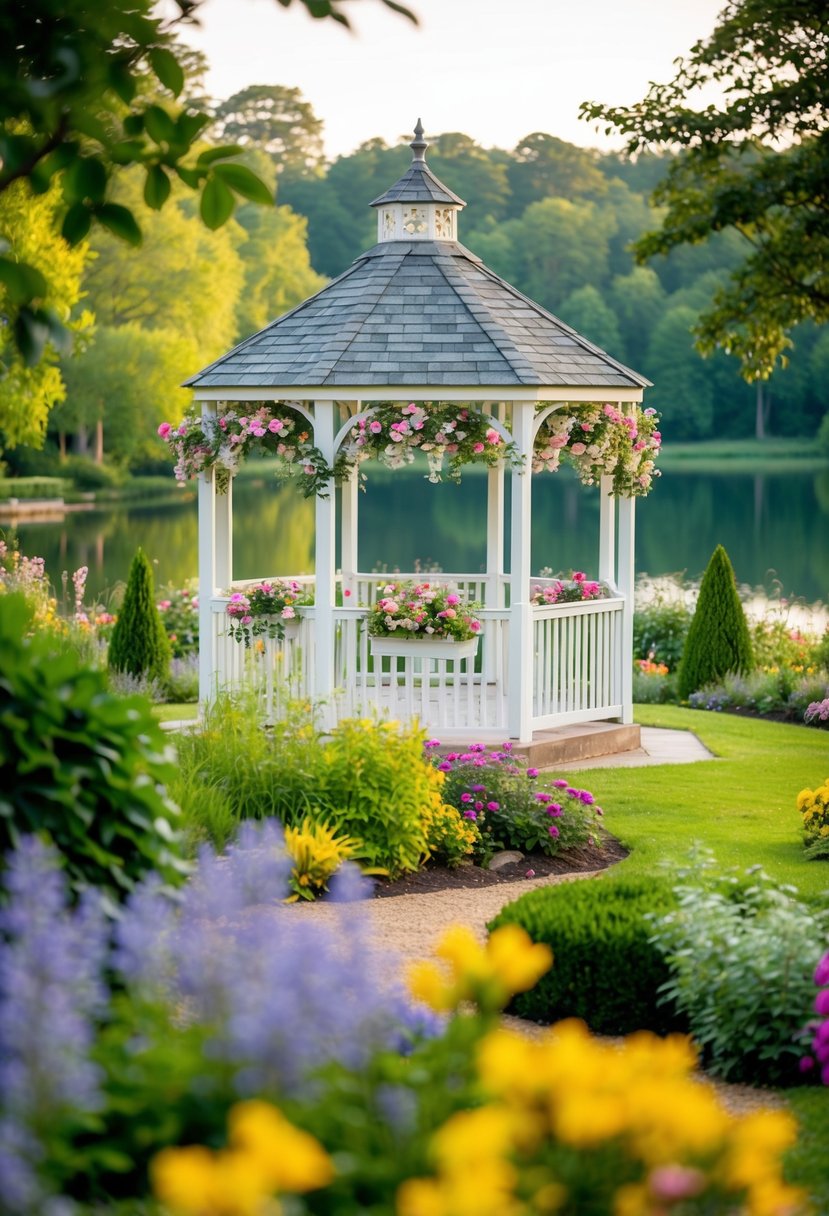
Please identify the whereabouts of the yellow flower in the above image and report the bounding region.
[796,788,814,812]
[150,1146,267,1216]
[407,923,552,1014]
[228,1100,334,1192]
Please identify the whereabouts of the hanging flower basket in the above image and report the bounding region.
[370,634,479,661]
[225,580,312,647]
[348,402,520,484]
[533,403,661,497]
[158,404,346,497]
[530,571,611,606]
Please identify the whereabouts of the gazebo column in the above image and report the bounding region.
[617,494,636,724]
[198,401,233,704]
[314,400,337,727]
[485,459,505,692]
[341,468,359,601]
[507,401,534,741]
[598,475,615,585]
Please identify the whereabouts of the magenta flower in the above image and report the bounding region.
[527,767,539,778]
[815,989,829,1017]
[815,952,829,987]
[486,802,499,811]
[437,762,452,772]
[460,793,473,804]
[552,779,568,789]
[157,422,172,438]
[548,824,560,838]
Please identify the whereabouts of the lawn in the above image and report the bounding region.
[152,701,199,723]
[575,706,829,1207]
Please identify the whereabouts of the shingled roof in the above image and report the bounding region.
[186,124,650,394]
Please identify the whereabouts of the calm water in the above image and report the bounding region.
[8,464,829,606]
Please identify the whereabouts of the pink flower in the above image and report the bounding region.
[460,793,473,804]
[445,593,460,606]
[814,953,829,987]
[304,464,315,475]
[525,869,536,878]
[473,442,485,454]
[486,801,499,811]
[548,824,560,837]
[281,605,296,619]
[649,1167,705,1202]
[369,421,383,434]
[570,442,586,455]
[344,589,352,597]
[470,620,481,632]
[268,419,284,434]
[157,422,172,438]
[527,768,539,777]
[485,428,500,445]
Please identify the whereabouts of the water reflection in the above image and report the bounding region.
[6,465,828,604]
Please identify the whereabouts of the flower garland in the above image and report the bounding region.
[529,571,609,606]
[367,581,481,641]
[226,579,312,646]
[533,403,661,497]
[348,402,520,484]
[158,404,338,497]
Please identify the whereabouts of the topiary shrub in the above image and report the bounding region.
[108,547,171,684]
[488,875,685,1035]
[677,545,754,700]
[0,594,187,902]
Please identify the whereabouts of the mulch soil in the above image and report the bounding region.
[372,832,629,898]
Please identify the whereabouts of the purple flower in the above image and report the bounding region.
[815,989,829,1017]
[424,739,442,750]
[527,767,539,778]
[815,952,829,987]
[552,779,568,789]
[535,791,551,803]
[578,790,595,805]
[471,784,486,792]
[486,802,499,811]
[437,761,452,772]
[460,793,473,804]
[548,825,560,838]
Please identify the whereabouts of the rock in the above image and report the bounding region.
[487,850,524,871]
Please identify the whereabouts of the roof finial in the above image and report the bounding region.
[410,118,427,163]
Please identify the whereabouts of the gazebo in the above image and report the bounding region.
[184,122,655,745]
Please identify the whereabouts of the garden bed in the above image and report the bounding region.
[373,831,628,897]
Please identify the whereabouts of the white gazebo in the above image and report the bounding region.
[186,122,653,745]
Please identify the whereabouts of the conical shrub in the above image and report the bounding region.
[108,547,171,683]
[677,545,754,699]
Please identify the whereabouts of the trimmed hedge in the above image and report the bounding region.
[678,545,754,700]
[488,875,685,1035]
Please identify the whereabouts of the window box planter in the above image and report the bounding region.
[369,635,479,662]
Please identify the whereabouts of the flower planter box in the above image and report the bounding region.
[369,635,479,662]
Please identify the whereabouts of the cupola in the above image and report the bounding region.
[370,119,466,243]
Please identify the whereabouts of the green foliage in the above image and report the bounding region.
[688,669,828,720]
[108,547,171,683]
[309,720,430,879]
[61,454,124,489]
[633,588,692,670]
[211,85,325,171]
[649,855,829,1084]
[582,0,829,381]
[174,699,433,879]
[677,545,754,699]
[283,816,358,900]
[0,593,186,900]
[814,629,829,672]
[0,475,66,499]
[489,876,683,1035]
[631,664,677,704]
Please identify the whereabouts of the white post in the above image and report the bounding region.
[617,494,636,724]
[486,462,505,608]
[314,400,337,725]
[341,461,359,602]
[598,474,615,586]
[198,402,219,707]
[507,401,534,741]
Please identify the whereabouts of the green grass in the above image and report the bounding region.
[152,702,199,723]
[659,436,827,473]
[575,705,829,900]
[573,706,829,1207]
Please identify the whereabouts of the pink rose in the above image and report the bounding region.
[369,421,383,434]
[473,442,485,454]
[570,442,586,455]
[157,422,172,438]
[268,419,284,434]
[485,428,500,445]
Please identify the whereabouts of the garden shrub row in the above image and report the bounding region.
[491,854,829,1087]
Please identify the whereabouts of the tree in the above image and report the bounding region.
[82,171,245,358]
[233,204,326,340]
[581,0,829,382]
[644,306,717,440]
[56,324,197,466]
[0,0,414,364]
[0,180,90,450]
[427,132,510,223]
[507,132,607,215]
[677,545,754,699]
[108,547,171,683]
[557,285,623,357]
[211,86,325,173]
[505,197,614,315]
[609,268,667,372]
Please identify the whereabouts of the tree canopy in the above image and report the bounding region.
[581,0,829,381]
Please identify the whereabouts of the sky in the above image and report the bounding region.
[181,0,726,159]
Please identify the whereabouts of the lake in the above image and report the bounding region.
[7,463,829,607]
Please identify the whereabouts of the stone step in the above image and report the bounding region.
[511,722,641,770]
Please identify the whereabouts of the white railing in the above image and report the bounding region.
[208,585,625,736]
[352,571,508,609]
[531,597,624,727]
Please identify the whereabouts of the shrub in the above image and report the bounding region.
[428,743,603,860]
[0,594,186,901]
[798,779,829,859]
[677,545,754,699]
[108,547,171,683]
[156,580,199,659]
[814,629,829,672]
[311,719,431,878]
[62,455,124,490]
[633,587,692,669]
[283,817,358,900]
[632,661,677,703]
[164,655,200,703]
[649,857,829,1085]
[420,796,479,867]
[488,875,683,1034]
[751,616,820,672]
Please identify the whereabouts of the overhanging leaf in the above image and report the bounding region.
[199,174,235,229]
[0,257,48,304]
[212,162,273,205]
[95,203,142,246]
[149,46,185,97]
[143,164,171,209]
